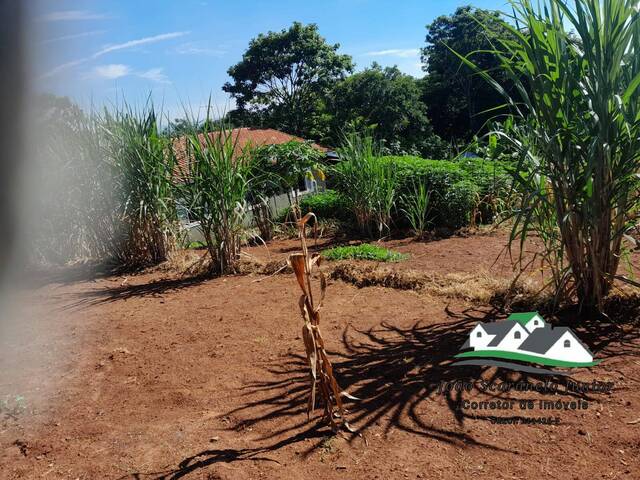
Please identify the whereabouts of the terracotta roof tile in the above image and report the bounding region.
[173,127,326,177]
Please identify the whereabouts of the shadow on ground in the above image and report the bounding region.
[58,274,210,310]
[121,303,639,479]
[117,424,326,479]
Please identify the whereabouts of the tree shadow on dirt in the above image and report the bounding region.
[233,301,639,438]
[553,304,640,361]
[58,274,210,311]
[133,303,638,479]
[117,423,326,479]
[221,306,601,450]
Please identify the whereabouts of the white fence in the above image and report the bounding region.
[179,187,318,244]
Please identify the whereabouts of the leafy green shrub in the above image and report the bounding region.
[379,155,510,228]
[274,190,351,223]
[299,190,350,220]
[323,244,407,262]
[250,141,325,196]
[248,141,326,240]
[274,206,294,224]
[441,180,479,229]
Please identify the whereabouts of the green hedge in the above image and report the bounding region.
[324,155,511,230]
[379,156,511,228]
[282,157,512,230]
[299,189,350,220]
[275,189,351,223]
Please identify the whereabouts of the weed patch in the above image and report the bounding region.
[323,244,407,262]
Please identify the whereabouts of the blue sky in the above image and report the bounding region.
[33,0,508,121]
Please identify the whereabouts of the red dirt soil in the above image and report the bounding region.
[1,230,639,479]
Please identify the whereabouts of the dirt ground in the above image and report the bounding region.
[1,230,639,479]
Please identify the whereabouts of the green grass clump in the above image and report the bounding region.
[322,244,407,262]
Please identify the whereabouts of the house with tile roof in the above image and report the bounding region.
[172,127,328,177]
[173,128,331,242]
[459,312,594,366]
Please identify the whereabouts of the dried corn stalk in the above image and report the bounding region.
[288,212,356,432]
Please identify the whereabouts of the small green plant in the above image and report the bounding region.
[323,244,407,262]
[319,435,339,462]
[401,181,431,237]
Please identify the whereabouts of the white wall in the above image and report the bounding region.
[524,315,546,332]
[544,332,593,363]
[179,187,317,245]
[488,323,530,352]
[469,324,494,349]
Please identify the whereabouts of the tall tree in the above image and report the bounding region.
[327,63,447,157]
[223,22,353,139]
[421,6,515,142]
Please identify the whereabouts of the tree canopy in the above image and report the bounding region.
[327,63,447,157]
[223,22,353,139]
[420,6,515,143]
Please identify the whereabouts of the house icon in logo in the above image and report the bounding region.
[456,312,598,368]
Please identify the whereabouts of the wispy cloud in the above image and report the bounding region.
[173,42,226,56]
[97,31,189,56]
[89,64,171,84]
[138,68,171,84]
[93,64,131,79]
[40,30,106,45]
[41,31,189,79]
[38,10,110,22]
[366,48,420,58]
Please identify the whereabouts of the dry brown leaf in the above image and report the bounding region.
[289,253,307,295]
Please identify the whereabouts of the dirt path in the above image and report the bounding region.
[1,232,639,479]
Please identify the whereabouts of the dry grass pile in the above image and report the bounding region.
[330,262,543,306]
[145,249,212,277]
[330,263,424,290]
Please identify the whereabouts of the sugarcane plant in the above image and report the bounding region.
[288,212,357,432]
[333,131,398,238]
[175,118,251,275]
[458,0,640,310]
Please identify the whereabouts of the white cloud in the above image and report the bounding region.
[44,58,88,79]
[87,64,171,84]
[96,31,189,57]
[93,64,130,79]
[41,30,106,45]
[173,42,226,56]
[41,31,189,79]
[366,48,421,58]
[39,10,110,22]
[138,68,171,84]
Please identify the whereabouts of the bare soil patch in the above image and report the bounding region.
[1,230,639,479]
